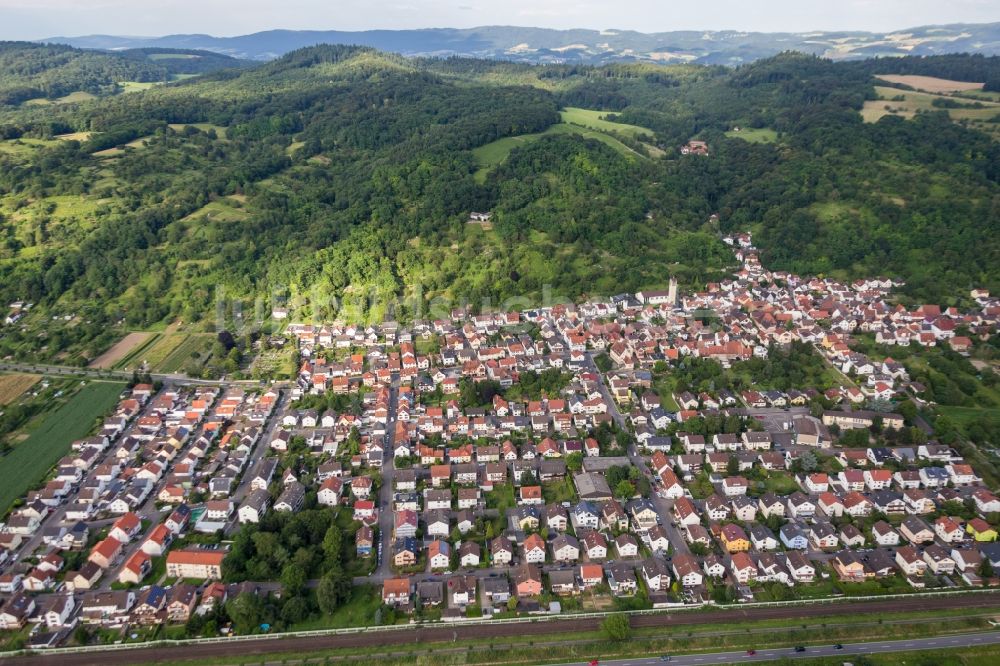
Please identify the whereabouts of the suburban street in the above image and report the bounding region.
[225,388,291,529]
[584,352,691,556]
[372,380,399,582]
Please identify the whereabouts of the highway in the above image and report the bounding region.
[553,630,1000,665]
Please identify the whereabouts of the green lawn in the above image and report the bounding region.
[936,406,1000,427]
[725,127,778,143]
[542,478,578,505]
[472,121,643,183]
[120,81,160,93]
[0,381,125,514]
[168,123,228,139]
[747,472,800,497]
[180,199,247,224]
[287,585,383,631]
[0,138,60,158]
[559,107,654,139]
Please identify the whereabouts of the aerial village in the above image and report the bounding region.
[1,232,999,648]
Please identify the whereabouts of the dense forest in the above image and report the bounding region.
[0,43,998,363]
[0,42,247,105]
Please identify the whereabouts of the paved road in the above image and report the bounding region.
[7,593,1000,665]
[224,388,289,535]
[583,353,689,557]
[0,362,258,385]
[553,630,1000,666]
[366,379,399,583]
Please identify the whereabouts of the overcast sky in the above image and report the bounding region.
[1,0,998,41]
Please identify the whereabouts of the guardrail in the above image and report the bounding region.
[3,587,998,659]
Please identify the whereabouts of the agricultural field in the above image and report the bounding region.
[88,331,154,368]
[861,85,1000,138]
[875,74,984,93]
[0,381,125,515]
[137,332,188,369]
[0,374,40,405]
[155,334,214,373]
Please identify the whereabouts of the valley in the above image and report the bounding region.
[0,14,999,664]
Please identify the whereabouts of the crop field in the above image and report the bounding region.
[89,332,154,368]
[0,374,41,405]
[875,74,984,93]
[156,334,214,373]
[861,85,1000,138]
[0,381,124,515]
[139,333,188,369]
[862,86,1000,120]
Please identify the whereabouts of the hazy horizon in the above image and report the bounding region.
[1,0,999,42]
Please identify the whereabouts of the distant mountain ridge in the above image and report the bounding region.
[43,22,1000,65]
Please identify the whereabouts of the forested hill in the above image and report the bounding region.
[45,22,1000,65]
[0,42,248,106]
[0,46,998,365]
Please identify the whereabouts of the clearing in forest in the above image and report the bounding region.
[875,75,984,94]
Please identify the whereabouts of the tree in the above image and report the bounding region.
[317,569,350,615]
[506,596,518,613]
[73,625,91,645]
[689,542,709,557]
[281,563,307,597]
[799,450,818,473]
[614,479,636,500]
[280,595,311,624]
[606,465,631,490]
[978,558,994,581]
[345,427,362,456]
[566,452,584,472]
[601,613,631,641]
[322,526,343,564]
[227,592,264,634]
